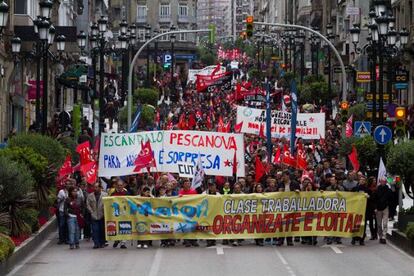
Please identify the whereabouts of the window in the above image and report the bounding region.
[137,5,147,20]
[14,0,27,14]
[137,28,146,42]
[179,5,188,17]
[159,28,170,41]
[179,32,187,41]
[159,4,170,18]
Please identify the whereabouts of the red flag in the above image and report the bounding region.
[232,150,237,176]
[234,121,243,133]
[167,119,174,130]
[259,123,266,139]
[346,114,353,138]
[282,144,297,168]
[134,141,156,173]
[76,141,92,165]
[296,143,308,170]
[80,161,98,184]
[255,156,267,182]
[178,113,188,130]
[58,155,73,177]
[348,145,360,172]
[273,146,281,163]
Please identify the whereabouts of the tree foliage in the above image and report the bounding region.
[197,45,217,66]
[58,136,79,164]
[387,140,414,198]
[0,234,15,262]
[8,134,65,171]
[133,88,159,107]
[348,103,367,121]
[298,75,329,105]
[339,136,379,172]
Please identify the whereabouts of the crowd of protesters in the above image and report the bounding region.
[53,62,401,250]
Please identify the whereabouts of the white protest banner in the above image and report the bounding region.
[187,65,226,84]
[99,130,245,177]
[236,105,325,139]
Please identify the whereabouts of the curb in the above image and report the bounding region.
[386,230,414,257]
[0,217,56,276]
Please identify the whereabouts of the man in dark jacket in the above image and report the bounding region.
[375,178,392,244]
[351,175,370,245]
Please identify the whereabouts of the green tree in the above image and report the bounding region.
[348,103,367,121]
[118,104,155,131]
[0,155,35,236]
[8,134,66,171]
[339,136,379,172]
[298,75,329,105]
[387,140,414,199]
[133,88,159,107]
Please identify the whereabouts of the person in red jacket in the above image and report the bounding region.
[110,180,129,249]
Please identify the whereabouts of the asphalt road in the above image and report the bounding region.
[6,233,414,276]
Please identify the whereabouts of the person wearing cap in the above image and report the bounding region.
[326,174,344,245]
[375,177,393,244]
[351,175,370,245]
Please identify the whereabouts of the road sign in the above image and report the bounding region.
[395,83,408,90]
[374,125,392,145]
[163,54,172,64]
[356,71,371,82]
[354,121,371,137]
[346,6,360,16]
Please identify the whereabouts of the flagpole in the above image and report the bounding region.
[265,80,272,163]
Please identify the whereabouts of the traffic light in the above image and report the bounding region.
[394,106,406,138]
[340,101,349,123]
[240,31,247,40]
[246,16,254,38]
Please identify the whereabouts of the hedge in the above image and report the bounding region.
[0,234,15,262]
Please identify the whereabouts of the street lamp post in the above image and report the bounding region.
[145,24,151,87]
[153,29,159,81]
[170,25,176,100]
[98,15,108,134]
[326,24,335,109]
[295,31,305,85]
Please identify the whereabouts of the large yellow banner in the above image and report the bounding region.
[103,192,366,240]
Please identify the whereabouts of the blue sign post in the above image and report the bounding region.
[354,121,372,137]
[374,125,393,145]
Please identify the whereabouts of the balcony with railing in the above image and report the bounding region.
[159,14,171,23]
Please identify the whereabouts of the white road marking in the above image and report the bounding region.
[148,249,163,276]
[275,249,296,276]
[275,249,288,265]
[330,245,343,254]
[216,247,224,255]
[206,244,232,255]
